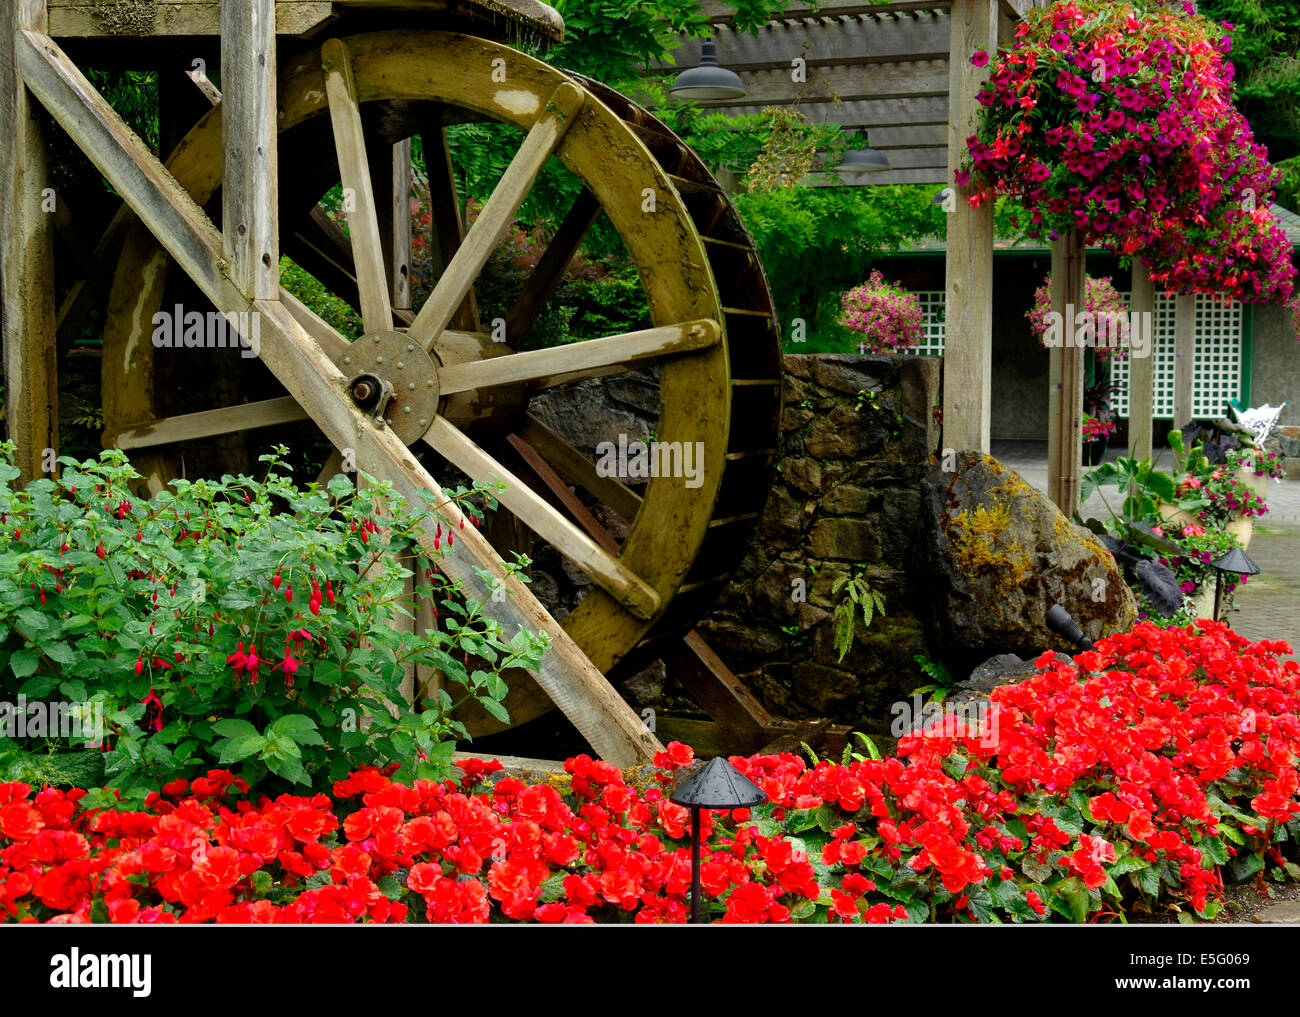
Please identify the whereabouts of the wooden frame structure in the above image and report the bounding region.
[0,0,847,768]
[660,0,1151,516]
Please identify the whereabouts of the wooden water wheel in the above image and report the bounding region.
[3,1,781,765]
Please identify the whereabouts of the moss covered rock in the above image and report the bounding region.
[922,452,1137,673]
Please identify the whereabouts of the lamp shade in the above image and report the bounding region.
[1210,547,1261,576]
[837,133,890,173]
[670,39,746,101]
[670,757,767,809]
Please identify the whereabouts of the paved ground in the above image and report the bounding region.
[992,440,1300,656]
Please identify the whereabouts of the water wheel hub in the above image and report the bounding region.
[337,329,439,443]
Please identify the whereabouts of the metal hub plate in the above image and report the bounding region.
[336,330,440,444]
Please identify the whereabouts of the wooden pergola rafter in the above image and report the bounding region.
[655,0,1145,516]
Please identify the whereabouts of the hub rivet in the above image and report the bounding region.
[376,356,384,364]
[404,406,412,414]
[406,345,414,353]
[396,361,405,369]
[407,382,415,390]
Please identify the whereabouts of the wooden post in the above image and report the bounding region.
[1,0,58,484]
[221,0,278,299]
[392,138,412,311]
[942,0,998,454]
[1047,231,1085,513]
[1173,292,1196,429]
[1128,258,1156,462]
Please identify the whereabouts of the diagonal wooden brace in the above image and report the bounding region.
[15,27,661,767]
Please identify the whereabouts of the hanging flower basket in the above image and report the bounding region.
[838,270,925,355]
[958,0,1294,304]
[1028,273,1132,362]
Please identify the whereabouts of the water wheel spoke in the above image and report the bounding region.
[279,286,351,360]
[111,397,309,450]
[321,38,393,334]
[407,82,585,350]
[420,114,479,332]
[505,432,619,554]
[437,319,720,395]
[421,417,659,620]
[516,413,642,520]
[504,187,600,346]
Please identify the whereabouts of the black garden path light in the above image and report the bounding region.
[670,757,768,923]
[1209,547,1260,622]
[671,38,747,101]
[1046,604,1094,651]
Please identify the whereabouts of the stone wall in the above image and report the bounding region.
[693,354,944,740]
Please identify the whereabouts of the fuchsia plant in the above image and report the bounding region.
[960,1,1294,305]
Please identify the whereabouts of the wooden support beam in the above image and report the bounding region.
[408,82,584,349]
[420,116,479,332]
[1047,230,1085,514]
[47,2,337,38]
[17,28,657,769]
[665,632,776,742]
[221,0,279,300]
[16,31,247,312]
[1173,292,1195,429]
[391,137,412,311]
[505,187,599,345]
[941,0,997,454]
[2,1,59,484]
[322,38,392,334]
[1128,258,1156,463]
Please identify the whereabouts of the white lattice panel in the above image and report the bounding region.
[908,290,946,356]
[1109,293,1243,419]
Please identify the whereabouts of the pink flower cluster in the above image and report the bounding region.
[839,270,925,354]
[959,1,1294,304]
[1028,273,1132,362]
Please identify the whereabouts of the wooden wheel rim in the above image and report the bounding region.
[102,30,776,733]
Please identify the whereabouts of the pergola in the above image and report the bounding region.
[651,0,1175,515]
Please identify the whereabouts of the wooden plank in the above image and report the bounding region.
[420,118,479,332]
[661,16,950,70]
[1047,230,1085,514]
[391,138,412,310]
[321,38,392,334]
[696,2,954,26]
[109,396,309,450]
[506,432,620,554]
[666,631,776,738]
[699,94,949,133]
[335,0,565,41]
[16,30,247,314]
[2,2,59,483]
[422,417,660,620]
[48,2,336,37]
[222,0,279,300]
[449,750,567,779]
[646,62,951,109]
[940,0,997,455]
[516,413,642,519]
[1128,259,1155,464]
[652,716,757,757]
[1173,293,1195,429]
[251,299,661,767]
[505,187,599,345]
[437,320,719,395]
[408,82,585,349]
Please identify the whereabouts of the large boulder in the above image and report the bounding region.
[921,452,1137,673]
